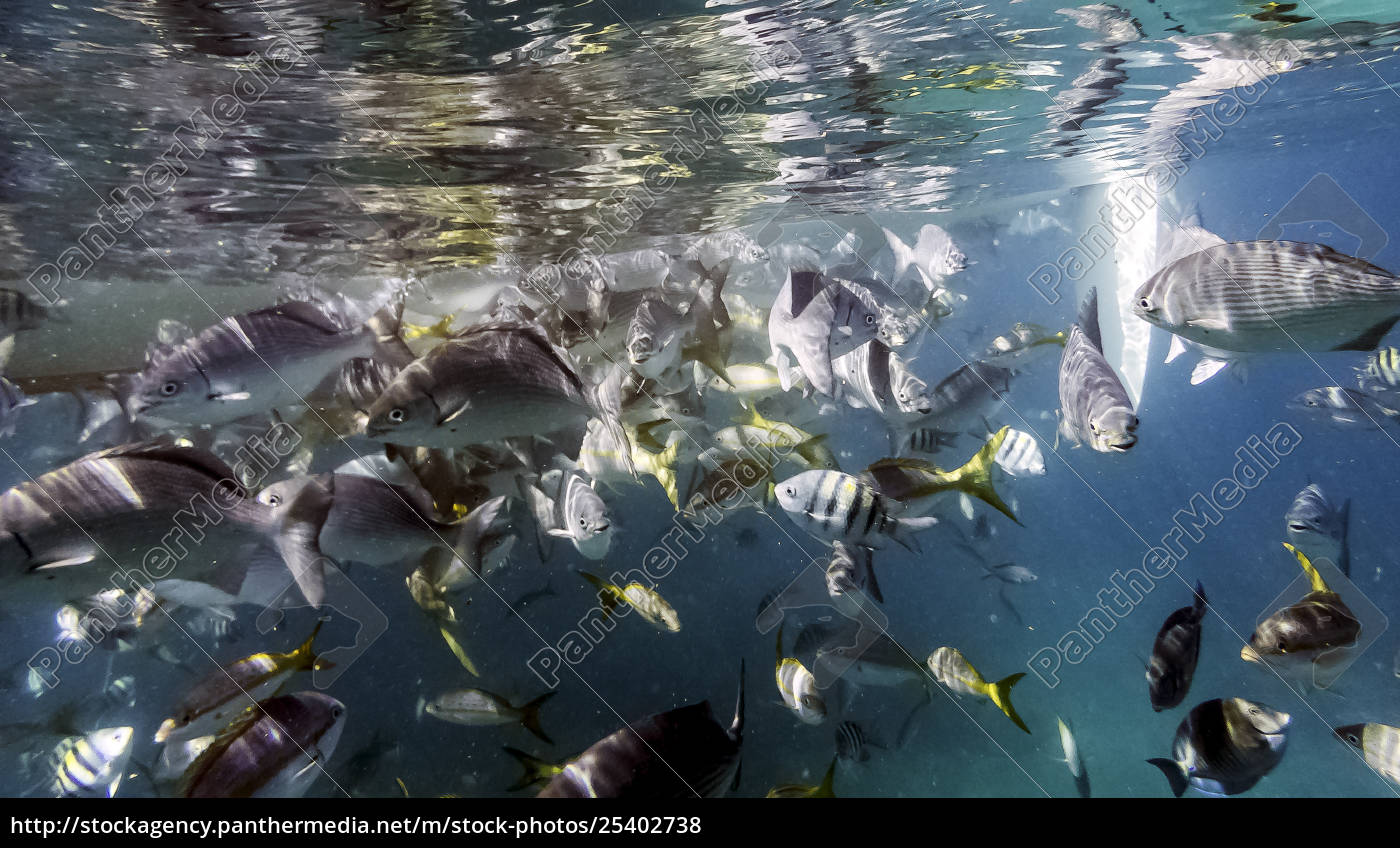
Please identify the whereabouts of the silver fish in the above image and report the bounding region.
[833,339,931,425]
[1057,717,1090,798]
[983,322,1067,364]
[924,361,1012,445]
[421,689,554,744]
[884,225,966,290]
[365,321,627,463]
[130,300,403,426]
[1285,483,1349,578]
[981,562,1037,584]
[626,293,688,380]
[1058,288,1138,452]
[538,664,744,798]
[993,428,1045,477]
[181,692,346,798]
[768,270,880,397]
[774,470,937,552]
[1288,386,1399,430]
[1134,240,1400,353]
[1148,698,1289,797]
[0,375,35,436]
[519,466,611,560]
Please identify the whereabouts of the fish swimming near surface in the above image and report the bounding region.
[1147,581,1208,711]
[1334,722,1400,788]
[768,270,880,397]
[1133,240,1400,354]
[1285,483,1350,578]
[538,662,745,798]
[626,292,688,380]
[983,322,1067,364]
[774,469,938,552]
[181,692,346,798]
[128,298,405,426]
[1241,543,1361,685]
[1147,698,1290,797]
[1058,288,1137,452]
[925,646,1030,734]
[884,224,967,290]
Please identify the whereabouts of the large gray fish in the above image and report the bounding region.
[833,339,931,450]
[181,692,346,798]
[774,470,938,552]
[1285,483,1350,578]
[1242,544,1360,680]
[1058,288,1137,452]
[1148,698,1290,797]
[1133,240,1400,353]
[1147,581,1207,711]
[768,270,879,397]
[538,663,744,798]
[129,299,405,426]
[0,440,312,604]
[1288,386,1399,430]
[519,466,611,560]
[884,225,967,290]
[364,322,628,467]
[0,375,35,436]
[922,361,1012,446]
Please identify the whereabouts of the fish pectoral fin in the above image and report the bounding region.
[1164,334,1189,364]
[544,528,574,539]
[1189,358,1230,385]
[31,553,99,570]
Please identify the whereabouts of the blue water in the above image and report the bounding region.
[2,0,1400,798]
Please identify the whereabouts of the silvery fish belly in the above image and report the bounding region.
[768,270,880,397]
[0,441,269,596]
[181,692,346,798]
[1133,241,1400,353]
[129,301,388,426]
[364,322,598,448]
[1058,288,1137,452]
[270,472,446,567]
[1155,698,1290,797]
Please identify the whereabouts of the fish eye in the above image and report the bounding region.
[388,408,406,423]
[1348,733,1360,744]
[578,517,587,527]
[784,486,795,497]
[1137,297,1152,310]
[865,315,876,325]
[161,381,180,397]
[332,707,344,719]
[265,493,282,507]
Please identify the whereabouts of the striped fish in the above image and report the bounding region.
[1335,723,1400,788]
[579,571,680,632]
[907,428,957,454]
[1058,288,1137,452]
[1134,240,1400,353]
[519,466,611,560]
[993,428,1045,476]
[1148,698,1289,797]
[181,692,346,798]
[539,663,744,798]
[835,720,873,763]
[833,339,931,451]
[1357,347,1400,396]
[773,470,937,552]
[775,626,826,725]
[49,726,134,798]
[768,270,879,397]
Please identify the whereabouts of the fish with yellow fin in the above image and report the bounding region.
[775,625,826,725]
[863,426,1020,523]
[767,758,837,798]
[926,646,1030,734]
[579,570,681,632]
[1241,543,1360,684]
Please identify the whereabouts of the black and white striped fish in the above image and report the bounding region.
[1058,288,1137,452]
[49,726,134,798]
[774,470,937,552]
[768,270,879,397]
[992,428,1045,476]
[1134,240,1400,353]
[835,720,874,763]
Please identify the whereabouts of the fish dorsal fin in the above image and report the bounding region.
[866,456,943,475]
[1283,542,1331,594]
[1077,287,1102,350]
[264,300,354,335]
[788,271,824,317]
[84,440,247,496]
[1190,357,1230,385]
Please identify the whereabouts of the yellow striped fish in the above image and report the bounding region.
[50,726,134,798]
[579,571,681,632]
[775,625,826,725]
[1335,722,1400,787]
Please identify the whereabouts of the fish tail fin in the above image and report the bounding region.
[792,433,829,467]
[952,426,1021,525]
[366,297,416,368]
[1191,580,1208,618]
[650,439,682,509]
[519,692,556,745]
[588,383,636,480]
[1283,542,1330,594]
[502,747,560,792]
[578,571,620,619]
[294,618,333,671]
[1146,758,1189,798]
[438,625,479,677]
[988,672,1030,734]
[882,227,923,289]
[816,758,838,797]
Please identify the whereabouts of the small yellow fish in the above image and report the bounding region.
[926,646,1030,733]
[579,571,681,632]
[766,759,837,798]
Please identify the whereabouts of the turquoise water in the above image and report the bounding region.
[2,0,1400,798]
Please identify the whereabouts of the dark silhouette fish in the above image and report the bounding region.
[1147,581,1207,711]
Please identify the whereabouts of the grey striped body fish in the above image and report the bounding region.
[1058,288,1137,452]
[1134,240,1400,353]
[768,270,879,397]
[181,692,346,798]
[1289,386,1399,430]
[49,726,134,798]
[1335,722,1400,787]
[835,720,872,763]
[1147,581,1207,711]
[925,361,1012,441]
[984,322,1067,364]
[833,339,931,422]
[365,322,626,460]
[1285,483,1349,577]
[520,466,612,560]
[130,300,403,426]
[539,665,744,798]
[1148,698,1289,797]
[774,470,937,552]
[993,428,1045,476]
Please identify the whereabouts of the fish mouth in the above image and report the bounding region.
[1240,644,1263,663]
